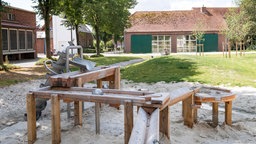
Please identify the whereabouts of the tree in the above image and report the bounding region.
[83,0,137,56]
[33,0,60,58]
[59,0,84,53]
[239,0,256,35]
[192,20,205,55]
[0,0,8,66]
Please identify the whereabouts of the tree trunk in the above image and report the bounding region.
[94,25,100,56]
[0,1,3,65]
[75,24,81,54]
[45,8,51,59]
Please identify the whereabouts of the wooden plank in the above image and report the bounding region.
[124,101,133,144]
[95,102,100,134]
[146,108,159,144]
[51,94,61,144]
[212,102,219,127]
[129,107,148,144]
[183,94,194,128]
[27,93,37,144]
[160,106,170,140]
[225,101,232,126]
[169,87,200,106]
[74,101,82,126]
[194,102,201,123]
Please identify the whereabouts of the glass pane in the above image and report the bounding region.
[10,30,17,50]
[152,36,157,40]
[19,31,25,49]
[158,36,164,40]
[165,36,170,40]
[2,29,8,50]
[27,31,33,49]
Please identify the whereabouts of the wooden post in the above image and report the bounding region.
[27,93,37,144]
[124,101,133,144]
[109,67,120,109]
[225,101,232,126]
[183,94,194,128]
[160,106,170,140]
[194,102,201,123]
[74,101,82,126]
[228,42,231,58]
[240,41,242,56]
[95,102,100,134]
[236,42,238,56]
[146,108,160,144]
[51,94,61,144]
[222,42,225,57]
[74,78,83,125]
[212,102,219,127]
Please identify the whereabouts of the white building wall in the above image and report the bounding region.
[52,15,77,53]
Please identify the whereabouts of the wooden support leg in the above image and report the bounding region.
[95,102,100,134]
[212,102,219,127]
[225,101,232,126]
[160,106,170,140]
[194,102,201,123]
[74,101,82,126]
[183,95,194,128]
[124,101,133,144]
[51,94,61,144]
[27,93,37,144]
[109,68,121,109]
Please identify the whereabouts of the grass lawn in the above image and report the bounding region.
[122,54,256,87]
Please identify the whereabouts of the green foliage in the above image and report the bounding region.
[192,20,205,44]
[122,54,256,87]
[83,0,137,56]
[0,64,19,71]
[239,0,256,34]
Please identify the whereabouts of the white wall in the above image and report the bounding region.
[52,15,77,53]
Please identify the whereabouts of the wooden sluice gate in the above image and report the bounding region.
[26,65,203,144]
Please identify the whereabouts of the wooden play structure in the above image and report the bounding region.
[26,65,236,144]
[194,86,236,127]
[26,65,204,144]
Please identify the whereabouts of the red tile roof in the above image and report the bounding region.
[126,7,236,33]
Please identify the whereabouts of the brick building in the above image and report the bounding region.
[2,6,37,60]
[124,7,234,54]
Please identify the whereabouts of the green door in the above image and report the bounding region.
[131,35,152,53]
[202,34,218,52]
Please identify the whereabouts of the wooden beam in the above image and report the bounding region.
[183,94,194,128]
[124,101,133,144]
[129,107,147,144]
[212,102,219,127]
[51,94,61,144]
[160,106,170,140]
[95,102,100,134]
[27,93,37,144]
[74,101,82,126]
[146,108,159,144]
[225,101,232,126]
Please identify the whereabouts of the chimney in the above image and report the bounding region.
[201,5,207,14]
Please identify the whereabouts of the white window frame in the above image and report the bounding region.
[9,28,18,51]
[152,35,171,53]
[18,29,26,51]
[26,30,34,50]
[177,35,197,52]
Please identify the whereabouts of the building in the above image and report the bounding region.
[124,7,233,54]
[2,6,37,60]
[36,15,93,54]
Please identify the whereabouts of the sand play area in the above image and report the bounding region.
[0,79,256,144]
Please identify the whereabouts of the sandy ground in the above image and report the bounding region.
[0,79,256,144]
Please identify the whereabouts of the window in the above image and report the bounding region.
[152,35,171,53]
[177,35,197,52]
[10,30,17,50]
[2,29,8,51]
[8,13,15,21]
[27,31,33,49]
[19,31,25,50]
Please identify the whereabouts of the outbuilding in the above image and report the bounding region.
[124,7,232,54]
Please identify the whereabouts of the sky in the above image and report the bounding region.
[5,0,237,25]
